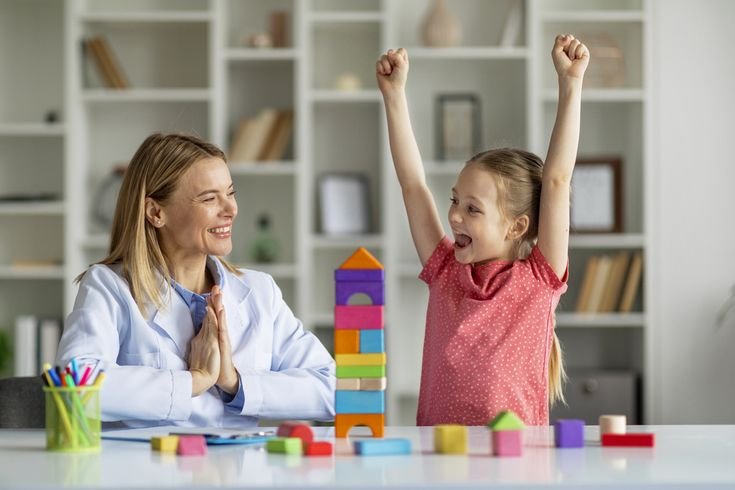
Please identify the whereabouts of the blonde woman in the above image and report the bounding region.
[57,133,335,428]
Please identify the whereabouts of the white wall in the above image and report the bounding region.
[653,0,735,423]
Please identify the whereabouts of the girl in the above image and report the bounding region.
[376,35,589,426]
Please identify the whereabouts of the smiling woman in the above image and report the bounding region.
[56,133,335,429]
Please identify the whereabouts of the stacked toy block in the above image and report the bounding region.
[488,410,525,457]
[334,247,386,438]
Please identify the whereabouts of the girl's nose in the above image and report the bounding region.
[448,208,461,224]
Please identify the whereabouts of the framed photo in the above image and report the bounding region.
[318,173,371,235]
[570,157,623,233]
[435,93,481,161]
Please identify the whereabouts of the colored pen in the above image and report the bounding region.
[64,373,92,447]
[46,364,62,387]
[79,365,93,386]
[71,358,80,385]
[41,363,74,444]
[81,371,106,405]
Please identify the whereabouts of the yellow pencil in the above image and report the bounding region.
[41,363,74,445]
[81,371,106,405]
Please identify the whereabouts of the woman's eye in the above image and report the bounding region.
[468,206,479,213]
[449,197,458,205]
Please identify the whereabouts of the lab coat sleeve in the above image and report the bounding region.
[56,266,192,422]
[239,276,335,420]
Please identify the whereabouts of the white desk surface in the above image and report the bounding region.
[1,425,734,489]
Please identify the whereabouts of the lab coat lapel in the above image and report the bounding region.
[151,294,195,356]
[220,267,253,345]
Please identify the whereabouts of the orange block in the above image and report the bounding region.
[335,330,360,354]
[335,413,385,438]
[339,247,383,270]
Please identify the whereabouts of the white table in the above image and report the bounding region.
[1,425,734,489]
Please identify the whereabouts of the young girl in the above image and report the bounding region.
[376,35,589,426]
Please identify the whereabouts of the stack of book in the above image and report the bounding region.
[229,109,294,163]
[14,316,61,376]
[575,252,643,314]
[84,35,129,89]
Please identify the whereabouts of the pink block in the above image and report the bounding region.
[334,305,384,330]
[177,435,208,456]
[492,430,522,457]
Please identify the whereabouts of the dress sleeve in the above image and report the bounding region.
[418,236,455,285]
[527,245,569,292]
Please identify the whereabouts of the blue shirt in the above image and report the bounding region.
[172,257,245,411]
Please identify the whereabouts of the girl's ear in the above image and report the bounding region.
[145,197,165,228]
[507,215,530,240]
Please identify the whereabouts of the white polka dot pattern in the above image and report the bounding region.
[416,236,568,426]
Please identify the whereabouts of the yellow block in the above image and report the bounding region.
[335,353,386,366]
[434,425,468,454]
[151,435,179,453]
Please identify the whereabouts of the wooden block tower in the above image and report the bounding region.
[334,247,386,438]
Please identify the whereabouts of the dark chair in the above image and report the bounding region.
[0,376,45,428]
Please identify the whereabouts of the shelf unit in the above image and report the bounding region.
[1,0,651,424]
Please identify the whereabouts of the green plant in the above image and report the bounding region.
[0,329,11,375]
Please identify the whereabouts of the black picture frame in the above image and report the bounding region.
[435,93,482,161]
[570,157,623,233]
[318,172,371,235]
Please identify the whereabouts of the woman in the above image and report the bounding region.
[57,133,335,428]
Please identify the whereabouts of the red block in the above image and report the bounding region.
[601,433,655,447]
[276,422,314,444]
[304,441,333,456]
[176,435,208,456]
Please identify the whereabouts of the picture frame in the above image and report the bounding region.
[318,173,371,235]
[435,93,481,161]
[570,157,623,233]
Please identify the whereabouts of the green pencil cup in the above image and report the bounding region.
[43,385,101,452]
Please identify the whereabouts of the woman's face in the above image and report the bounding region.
[157,157,237,263]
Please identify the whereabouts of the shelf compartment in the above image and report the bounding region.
[82,22,209,90]
[0,0,64,125]
[225,0,296,49]
[311,22,380,91]
[0,137,64,199]
[0,281,64,336]
[0,216,63,269]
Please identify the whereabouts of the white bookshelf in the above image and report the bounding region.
[0,0,651,424]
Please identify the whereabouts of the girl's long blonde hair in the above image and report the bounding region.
[77,133,240,314]
[468,148,567,406]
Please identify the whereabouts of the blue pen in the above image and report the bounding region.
[47,365,62,387]
[70,358,80,385]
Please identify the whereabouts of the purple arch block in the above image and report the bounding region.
[335,281,384,306]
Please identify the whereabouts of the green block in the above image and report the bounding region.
[337,365,385,378]
[488,410,525,431]
[266,437,302,454]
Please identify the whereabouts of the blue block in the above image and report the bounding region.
[360,330,384,353]
[354,439,411,456]
[335,390,384,414]
[335,269,385,281]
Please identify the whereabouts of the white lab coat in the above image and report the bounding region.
[56,259,335,429]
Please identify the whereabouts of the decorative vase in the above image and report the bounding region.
[249,214,279,263]
[420,0,462,47]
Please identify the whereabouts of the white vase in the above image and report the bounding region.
[420,0,462,47]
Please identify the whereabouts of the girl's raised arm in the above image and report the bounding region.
[537,35,589,278]
[377,48,444,265]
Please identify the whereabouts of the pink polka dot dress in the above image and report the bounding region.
[416,236,568,426]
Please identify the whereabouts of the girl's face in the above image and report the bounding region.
[448,164,515,265]
[157,157,237,264]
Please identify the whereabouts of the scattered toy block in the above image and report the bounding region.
[335,330,360,354]
[276,422,314,444]
[599,415,627,438]
[304,441,333,456]
[266,437,303,455]
[335,269,385,281]
[354,439,411,456]
[336,353,386,366]
[492,430,522,457]
[601,433,655,447]
[151,435,179,453]
[336,280,384,306]
[488,410,525,431]
[335,390,384,414]
[554,419,585,448]
[335,305,384,330]
[337,378,361,390]
[360,377,386,391]
[335,413,384,438]
[434,425,468,454]
[176,435,207,456]
[360,330,384,353]
[339,247,383,270]
[337,365,385,378]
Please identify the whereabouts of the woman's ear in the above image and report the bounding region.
[507,215,530,240]
[145,198,164,228]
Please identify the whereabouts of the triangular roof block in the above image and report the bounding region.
[339,247,383,270]
[488,410,525,431]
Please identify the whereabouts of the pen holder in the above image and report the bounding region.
[43,386,101,452]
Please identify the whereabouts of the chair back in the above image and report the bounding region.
[0,376,45,428]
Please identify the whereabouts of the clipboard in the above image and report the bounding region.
[102,430,275,446]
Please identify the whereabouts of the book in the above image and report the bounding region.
[260,110,294,161]
[618,252,643,313]
[85,38,117,89]
[600,252,630,313]
[38,319,61,368]
[499,0,523,47]
[586,255,612,313]
[228,119,258,163]
[90,36,129,89]
[13,315,37,376]
[231,109,279,163]
[575,256,599,313]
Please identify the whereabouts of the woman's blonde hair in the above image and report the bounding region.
[467,148,567,406]
[77,133,240,314]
